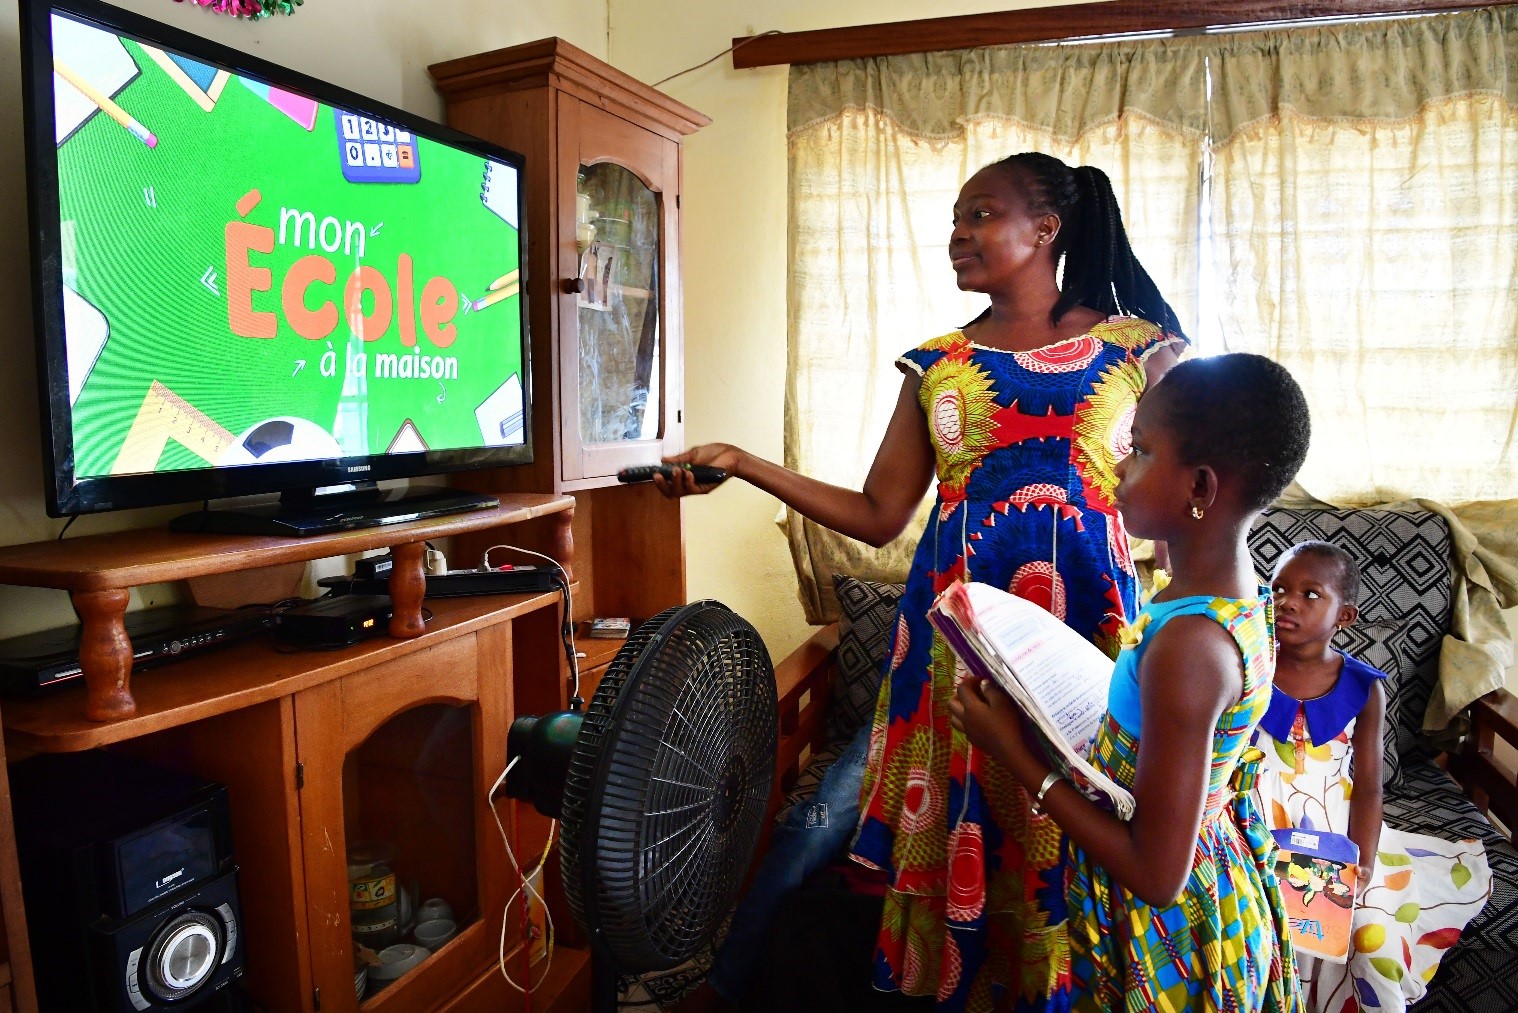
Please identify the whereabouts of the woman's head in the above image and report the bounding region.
[1114,353,1311,538]
[952,152,1186,339]
[1271,541,1360,649]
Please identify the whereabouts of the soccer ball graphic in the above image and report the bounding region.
[219,416,343,467]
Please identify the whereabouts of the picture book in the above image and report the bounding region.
[1271,827,1359,963]
[929,582,1134,820]
[587,617,631,639]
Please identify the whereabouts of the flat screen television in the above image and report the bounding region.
[19,0,531,534]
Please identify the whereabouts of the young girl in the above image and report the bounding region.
[1257,541,1491,1011]
[952,353,1310,1011]
[663,152,1185,1009]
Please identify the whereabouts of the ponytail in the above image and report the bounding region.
[991,153,1187,341]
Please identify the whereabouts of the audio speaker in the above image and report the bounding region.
[11,749,247,1011]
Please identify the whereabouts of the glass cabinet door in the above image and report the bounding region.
[345,703,477,1003]
[575,163,661,446]
[559,100,682,485]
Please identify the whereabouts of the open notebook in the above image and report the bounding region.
[930,582,1134,820]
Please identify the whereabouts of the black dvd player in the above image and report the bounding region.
[0,604,273,697]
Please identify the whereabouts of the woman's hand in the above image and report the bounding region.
[949,677,1042,783]
[652,444,745,498]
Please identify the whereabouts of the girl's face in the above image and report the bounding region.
[1112,391,1192,541]
[1271,552,1357,650]
[949,166,1056,293]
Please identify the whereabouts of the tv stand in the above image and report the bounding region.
[169,485,501,537]
[0,494,573,721]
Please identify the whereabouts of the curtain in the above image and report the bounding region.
[1208,8,1518,506]
[786,10,1518,628]
[786,40,1208,622]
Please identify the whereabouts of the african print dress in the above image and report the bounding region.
[851,317,1180,1012]
[1254,654,1490,1013]
[1066,593,1301,1013]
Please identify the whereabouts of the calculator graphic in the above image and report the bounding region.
[335,110,421,183]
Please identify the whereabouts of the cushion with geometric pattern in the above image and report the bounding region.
[1334,621,1414,786]
[826,576,904,745]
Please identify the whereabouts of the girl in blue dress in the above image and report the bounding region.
[952,353,1310,1011]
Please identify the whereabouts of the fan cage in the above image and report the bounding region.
[559,601,777,973]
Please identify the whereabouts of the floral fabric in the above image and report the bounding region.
[1255,669,1491,1012]
[851,317,1178,1012]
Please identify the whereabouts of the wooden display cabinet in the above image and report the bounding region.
[429,40,706,676]
[0,496,586,1012]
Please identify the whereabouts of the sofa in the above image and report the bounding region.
[767,504,1518,1010]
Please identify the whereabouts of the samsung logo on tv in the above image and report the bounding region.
[347,465,372,474]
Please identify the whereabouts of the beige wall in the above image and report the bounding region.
[609,0,1082,662]
[1,0,1514,687]
[0,0,605,636]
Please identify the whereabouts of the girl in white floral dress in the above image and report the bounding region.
[1255,541,1491,1011]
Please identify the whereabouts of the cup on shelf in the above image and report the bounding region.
[367,942,430,993]
[418,897,453,924]
[414,917,457,951]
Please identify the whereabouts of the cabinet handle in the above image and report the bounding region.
[562,278,585,294]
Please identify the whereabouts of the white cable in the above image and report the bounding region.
[489,755,557,993]
[482,544,581,702]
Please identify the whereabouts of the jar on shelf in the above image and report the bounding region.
[348,841,401,951]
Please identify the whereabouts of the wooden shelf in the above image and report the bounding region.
[436,944,591,1013]
[2,591,563,754]
[0,495,572,592]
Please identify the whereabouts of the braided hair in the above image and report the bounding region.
[990,152,1187,340]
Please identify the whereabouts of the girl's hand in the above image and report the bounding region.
[949,677,1042,781]
[653,444,744,498]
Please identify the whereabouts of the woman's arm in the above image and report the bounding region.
[951,614,1240,907]
[1348,681,1386,882]
[654,374,936,548]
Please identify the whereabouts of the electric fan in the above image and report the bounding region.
[506,600,778,1010]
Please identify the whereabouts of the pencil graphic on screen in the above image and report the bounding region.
[54,59,158,148]
[472,279,520,312]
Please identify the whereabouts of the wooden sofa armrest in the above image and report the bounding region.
[1449,688,1518,835]
[772,624,840,798]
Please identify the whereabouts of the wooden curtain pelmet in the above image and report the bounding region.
[731,0,1518,68]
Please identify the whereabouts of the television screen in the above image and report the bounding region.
[22,0,531,519]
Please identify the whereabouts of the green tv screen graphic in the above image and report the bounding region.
[50,12,524,481]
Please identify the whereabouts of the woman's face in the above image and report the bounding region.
[949,165,1056,293]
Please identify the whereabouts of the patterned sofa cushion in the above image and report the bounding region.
[1335,621,1415,786]
[827,577,904,744]
[1384,760,1518,958]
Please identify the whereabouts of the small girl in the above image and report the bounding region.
[951,353,1309,1011]
[1257,541,1491,1011]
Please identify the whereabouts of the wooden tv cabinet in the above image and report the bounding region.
[0,493,587,1012]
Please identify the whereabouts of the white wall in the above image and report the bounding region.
[607,0,1083,660]
[0,0,606,636]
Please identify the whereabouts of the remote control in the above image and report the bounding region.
[617,464,729,485]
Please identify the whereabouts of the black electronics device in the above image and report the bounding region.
[319,565,561,599]
[170,488,501,537]
[616,464,728,485]
[11,749,246,1011]
[274,594,394,647]
[0,604,273,697]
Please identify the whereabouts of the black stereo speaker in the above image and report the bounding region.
[10,749,247,1011]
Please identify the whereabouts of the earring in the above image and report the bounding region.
[1190,504,1204,520]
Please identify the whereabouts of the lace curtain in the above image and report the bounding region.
[786,9,1518,625]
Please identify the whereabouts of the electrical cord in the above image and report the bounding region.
[481,544,581,708]
[489,755,557,994]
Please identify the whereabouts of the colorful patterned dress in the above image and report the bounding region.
[1254,654,1491,1012]
[1066,592,1301,1012]
[851,317,1181,1012]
